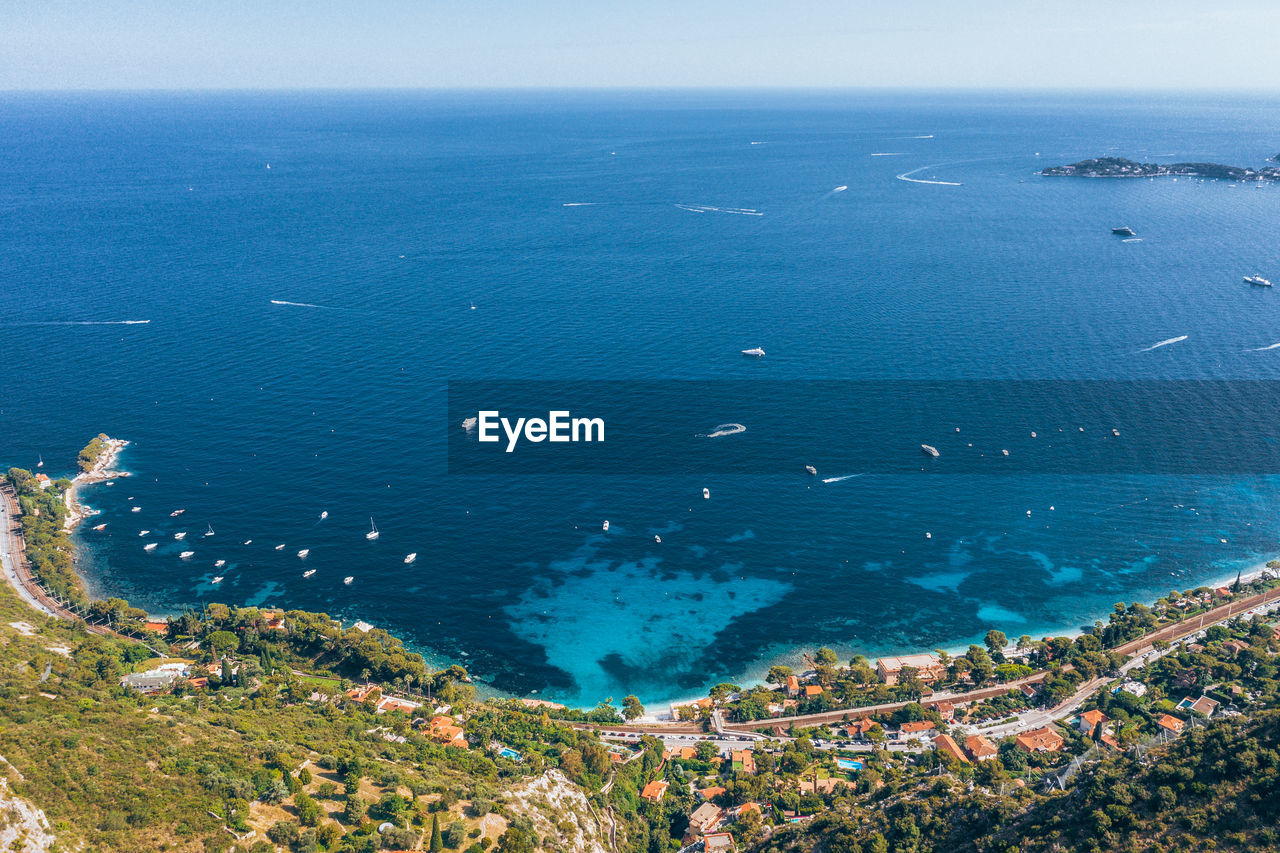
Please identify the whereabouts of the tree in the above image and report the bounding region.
[709,683,741,702]
[294,791,320,827]
[497,824,538,853]
[342,795,365,826]
[206,630,239,657]
[815,647,839,666]
[430,813,444,852]
[766,665,794,685]
[985,630,1008,660]
[622,695,645,721]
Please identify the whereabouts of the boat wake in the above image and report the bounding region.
[1138,335,1188,353]
[699,423,746,438]
[832,185,848,192]
[5,319,152,326]
[562,202,600,207]
[1122,237,1144,243]
[1254,342,1280,351]
[270,299,329,309]
[870,153,905,157]
[675,204,763,216]
[821,474,863,484]
[896,164,963,186]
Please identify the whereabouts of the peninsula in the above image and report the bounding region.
[1041,155,1280,182]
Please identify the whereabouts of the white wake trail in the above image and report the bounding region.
[821,474,863,484]
[1138,335,1188,352]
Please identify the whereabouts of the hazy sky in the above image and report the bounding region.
[4,1,1278,90]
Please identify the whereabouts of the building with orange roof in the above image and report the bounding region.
[377,696,422,715]
[934,733,969,764]
[1078,708,1110,735]
[346,684,380,704]
[875,653,946,685]
[667,746,698,761]
[731,750,756,774]
[427,715,468,748]
[699,786,726,801]
[703,832,735,853]
[804,684,823,698]
[931,700,955,721]
[640,780,669,801]
[899,720,936,738]
[964,734,998,761]
[785,675,800,697]
[1015,726,1064,753]
[1157,714,1185,736]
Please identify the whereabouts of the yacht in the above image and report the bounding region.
[131,506,141,512]
[139,529,149,536]
[805,465,818,475]
[275,543,286,550]
[703,487,711,499]
[143,543,158,552]
[211,576,223,584]
[174,531,187,540]
[1245,275,1273,287]
[741,347,766,357]
[319,510,328,519]
[1112,226,1137,237]
[169,509,185,517]
[297,549,309,558]
[365,518,379,540]
[302,569,316,578]
[921,444,940,457]
[214,559,226,568]
[179,550,194,559]
[404,553,417,564]
[343,576,354,585]
[92,523,107,531]
[242,539,252,545]
[654,535,662,544]
[461,416,478,431]
[602,520,610,532]
[1112,428,1121,437]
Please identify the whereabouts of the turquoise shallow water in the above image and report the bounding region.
[2,91,1280,707]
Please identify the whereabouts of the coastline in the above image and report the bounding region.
[62,437,130,532]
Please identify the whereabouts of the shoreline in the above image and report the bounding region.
[49,436,1280,713]
[62,437,130,533]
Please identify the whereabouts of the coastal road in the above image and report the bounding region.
[0,484,59,618]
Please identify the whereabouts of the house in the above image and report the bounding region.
[519,698,568,711]
[703,832,735,853]
[875,653,945,685]
[1156,714,1185,735]
[785,675,800,697]
[426,715,468,748]
[798,776,850,794]
[264,616,287,632]
[931,701,955,721]
[804,684,824,698]
[1214,586,1232,598]
[1222,639,1251,656]
[899,720,936,739]
[1117,680,1148,698]
[666,747,698,761]
[934,733,969,764]
[377,696,422,715]
[964,735,998,761]
[640,780,669,802]
[734,803,762,819]
[346,684,381,704]
[846,718,880,739]
[121,670,181,694]
[1177,695,1220,718]
[186,676,209,689]
[731,750,756,775]
[699,786,726,801]
[1018,682,1042,700]
[1100,734,1122,750]
[1015,727,1064,753]
[1078,709,1110,736]
[687,802,726,835]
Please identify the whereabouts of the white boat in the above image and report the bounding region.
[92,523,107,531]
[297,549,309,558]
[461,416,478,431]
[703,487,710,499]
[211,576,223,584]
[365,518,379,540]
[275,543,285,550]
[174,532,187,540]
[319,510,328,520]
[179,550,194,559]
[741,347,766,357]
[925,532,932,539]
[602,520,610,532]
[1002,449,1010,456]
[242,539,252,545]
[303,569,316,578]
[654,535,662,544]
[343,576,354,585]
[36,454,43,468]
[131,506,141,513]
[203,524,215,537]
[921,444,940,457]
[805,465,818,475]
[214,559,226,568]
[170,509,185,517]
[139,529,149,536]
[1112,428,1121,437]
[143,543,158,552]
[1245,275,1273,287]
[404,553,417,564]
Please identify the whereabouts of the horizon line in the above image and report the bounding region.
[5,85,1280,96]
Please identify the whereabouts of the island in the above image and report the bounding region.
[1041,155,1280,182]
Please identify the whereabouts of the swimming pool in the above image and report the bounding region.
[499,747,522,761]
[836,758,863,771]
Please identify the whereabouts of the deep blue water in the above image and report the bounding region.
[2,91,1280,708]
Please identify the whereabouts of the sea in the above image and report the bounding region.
[2,90,1280,709]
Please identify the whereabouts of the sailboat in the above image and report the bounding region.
[404,553,417,564]
[36,454,43,468]
[203,524,215,537]
[365,518,379,541]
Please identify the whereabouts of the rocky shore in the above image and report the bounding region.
[63,436,129,532]
[1042,155,1280,182]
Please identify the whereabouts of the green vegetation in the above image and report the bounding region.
[6,466,84,606]
[77,433,115,472]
